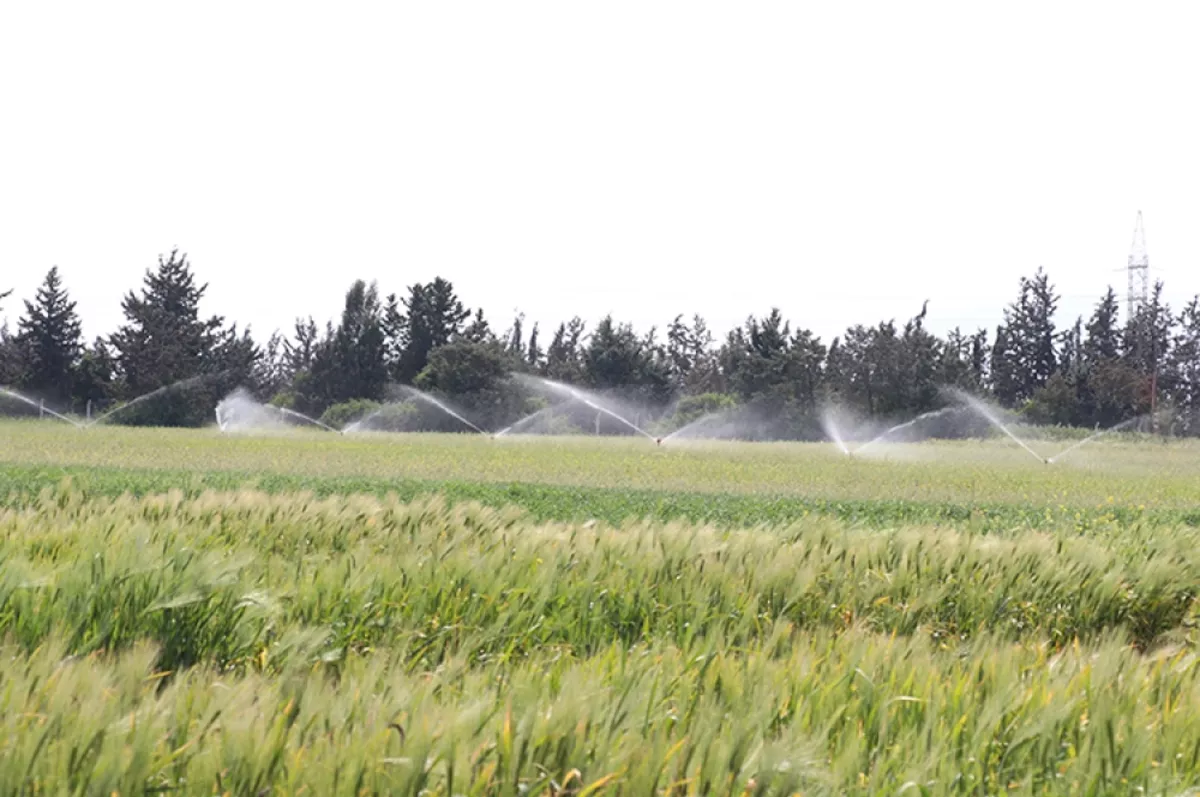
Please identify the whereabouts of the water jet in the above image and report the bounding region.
[513,374,657,441]
[0,387,83,427]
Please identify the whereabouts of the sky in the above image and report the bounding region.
[2,2,1198,349]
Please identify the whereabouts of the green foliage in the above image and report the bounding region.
[319,398,383,429]
[106,250,251,426]
[14,266,83,409]
[660,392,738,431]
[390,278,471,384]
[415,340,525,429]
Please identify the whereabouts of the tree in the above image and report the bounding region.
[1123,281,1173,414]
[990,267,1058,405]
[391,278,471,383]
[1170,296,1200,432]
[283,317,320,379]
[73,338,114,414]
[666,314,718,394]
[110,249,225,396]
[1083,287,1121,365]
[254,330,289,399]
[504,313,526,362]
[725,309,791,401]
[332,280,389,402]
[544,317,586,383]
[896,303,941,413]
[526,323,543,371]
[297,281,389,411]
[415,340,524,430]
[939,327,987,392]
[582,316,671,404]
[15,267,83,407]
[459,309,493,344]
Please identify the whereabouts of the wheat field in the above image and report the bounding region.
[2,420,1200,794]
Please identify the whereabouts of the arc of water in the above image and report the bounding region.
[662,411,745,444]
[520,376,657,441]
[949,391,1046,463]
[495,403,567,437]
[398,387,489,435]
[88,371,234,427]
[853,407,962,456]
[276,406,341,433]
[572,392,657,441]
[1047,412,1160,463]
[0,388,84,428]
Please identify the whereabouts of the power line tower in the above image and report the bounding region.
[1127,210,1149,320]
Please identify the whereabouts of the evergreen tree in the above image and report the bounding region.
[785,327,826,408]
[544,317,586,383]
[939,327,987,391]
[73,338,114,414]
[726,309,791,400]
[283,317,320,379]
[526,323,543,370]
[15,267,83,407]
[254,331,289,399]
[1083,287,1121,365]
[990,268,1058,405]
[1170,296,1200,430]
[0,323,22,388]
[582,316,671,404]
[110,249,224,396]
[1123,281,1173,394]
[505,313,525,361]
[329,280,389,404]
[392,278,470,383]
[666,314,718,394]
[897,303,941,413]
[459,309,493,344]
[989,324,1021,405]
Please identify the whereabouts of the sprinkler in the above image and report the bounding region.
[656,437,662,446]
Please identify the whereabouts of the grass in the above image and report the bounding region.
[3,420,1200,793]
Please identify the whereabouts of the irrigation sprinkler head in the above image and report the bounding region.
[655,437,662,446]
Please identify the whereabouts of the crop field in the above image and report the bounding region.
[3,420,1200,794]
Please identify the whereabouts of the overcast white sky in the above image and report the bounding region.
[2,2,1197,348]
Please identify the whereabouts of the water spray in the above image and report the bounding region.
[0,387,84,428]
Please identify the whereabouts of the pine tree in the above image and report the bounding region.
[990,268,1058,405]
[15,267,83,407]
[392,278,470,383]
[544,317,586,383]
[505,313,525,360]
[73,338,114,414]
[459,309,492,344]
[283,317,320,378]
[110,249,224,396]
[328,280,389,403]
[1083,287,1121,365]
[526,323,543,370]
[1170,296,1200,430]
[1123,281,1173,381]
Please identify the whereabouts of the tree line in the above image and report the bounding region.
[2,250,1197,436]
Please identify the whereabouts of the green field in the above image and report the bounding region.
[3,420,1200,794]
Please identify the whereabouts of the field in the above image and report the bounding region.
[3,420,1200,794]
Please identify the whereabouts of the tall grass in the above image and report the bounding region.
[5,627,1200,794]
[2,487,1199,670]
[2,488,1200,791]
